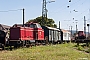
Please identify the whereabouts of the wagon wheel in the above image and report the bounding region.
[1,44,5,50]
[45,36,48,44]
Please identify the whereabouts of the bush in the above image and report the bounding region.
[77,46,84,51]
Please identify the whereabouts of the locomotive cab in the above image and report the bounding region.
[30,23,44,40]
[25,23,44,40]
[29,23,42,28]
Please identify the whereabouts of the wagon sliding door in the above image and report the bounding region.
[51,30,53,43]
[55,31,58,42]
[49,30,52,42]
[53,30,57,42]
[58,31,61,41]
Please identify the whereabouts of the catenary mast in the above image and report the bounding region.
[42,0,47,26]
[84,16,86,37]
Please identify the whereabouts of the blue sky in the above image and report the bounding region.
[0,0,90,31]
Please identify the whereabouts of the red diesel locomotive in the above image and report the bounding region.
[75,31,86,40]
[9,23,45,48]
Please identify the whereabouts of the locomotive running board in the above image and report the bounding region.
[9,40,20,41]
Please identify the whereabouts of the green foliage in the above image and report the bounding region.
[26,16,57,28]
[77,46,84,51]
[74,43,90,53]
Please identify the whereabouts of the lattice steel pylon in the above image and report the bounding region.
[42,0,47,26]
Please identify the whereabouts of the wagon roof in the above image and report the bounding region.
[0,24,11,29]
[61,29,70,33]
[45,26,60,31]
[0,24,11,32]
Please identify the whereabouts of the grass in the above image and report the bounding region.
[0,43,90,60]
[75,43,90,53]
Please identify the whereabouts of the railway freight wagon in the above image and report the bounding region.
[0,30,6,49]
[0,30,10,49]
[9,23,45,47]
[42,26,62,44]
[61,29,71,42]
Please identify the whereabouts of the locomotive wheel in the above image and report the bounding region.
[25,40,31,48]
[22,41,24,47]
[35,40,38,46]
[42,40,46,45]
[26,45,30,48]
[14,45,18,49]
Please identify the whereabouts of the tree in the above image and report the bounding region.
[26,16,57,28]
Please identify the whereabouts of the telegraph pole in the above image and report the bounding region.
[84,16,86,37]
[87,24,89,37]
[76,23,77,33]
[59,21,60,29]
[42,0,47,26]
[71,26,72,37]
[75,20,78,33]
[23,8,25,26]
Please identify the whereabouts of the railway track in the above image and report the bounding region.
[73,39,90,46]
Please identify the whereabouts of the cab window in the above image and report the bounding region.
[30,24,37,28]
[36,24,41,28]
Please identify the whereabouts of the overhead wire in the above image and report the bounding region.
[48,0,83,29]
[75,8,89,20]
[68,0,88,21]
[78,9,90,21]
[61,0,89,25]
[49,1,68,13]
[49,0,82,17]
[51,0,89,30]
[0,9,23,12]
[72,0,86,10]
